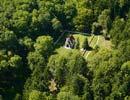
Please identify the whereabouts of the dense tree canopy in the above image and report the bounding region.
[0,0,130,100]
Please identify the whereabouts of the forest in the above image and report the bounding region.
[0,0,130,100]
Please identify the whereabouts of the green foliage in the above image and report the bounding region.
[57,91,80,100]
[0,50,22,70]
[98,9,111,36]
[12,10,30,34]
[88,47,130,99]
[51,18,63,31]
[14,0,38,11]
[14,93,22,100]
[9,55,22,68]
[29,90,47,100]
[73,7,93,32]
[30,8,51,35]
[81,37,89,49]
[23,65,48,100]
[109,18,126,46]
[27,52,45,71]
[91,22,102,34]
[19,36,34,50]
[74,38,80,49]
[118,40,130,61]
[0,51,24,100]
[64,1,76,25]
[71,74,91,98]
[0,60,8,70]
[73,34,89,49]
[0,29,17,49]
[0,0,130,99]
[48,49,88,85]
[34,36,53,56]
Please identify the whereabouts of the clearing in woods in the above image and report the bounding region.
[54,32,112,60]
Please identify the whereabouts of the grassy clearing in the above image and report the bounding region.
[98,36,112,49]
[54,34,89,56]
[84,35,99,59]
[54,33,112,61]
[73,34,88,49]
[56,47,73,54]
[54,47,81,58]
[84,35,112,60]
[55,34,94,58]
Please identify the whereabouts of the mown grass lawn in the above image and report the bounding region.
[84,35,112,60]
